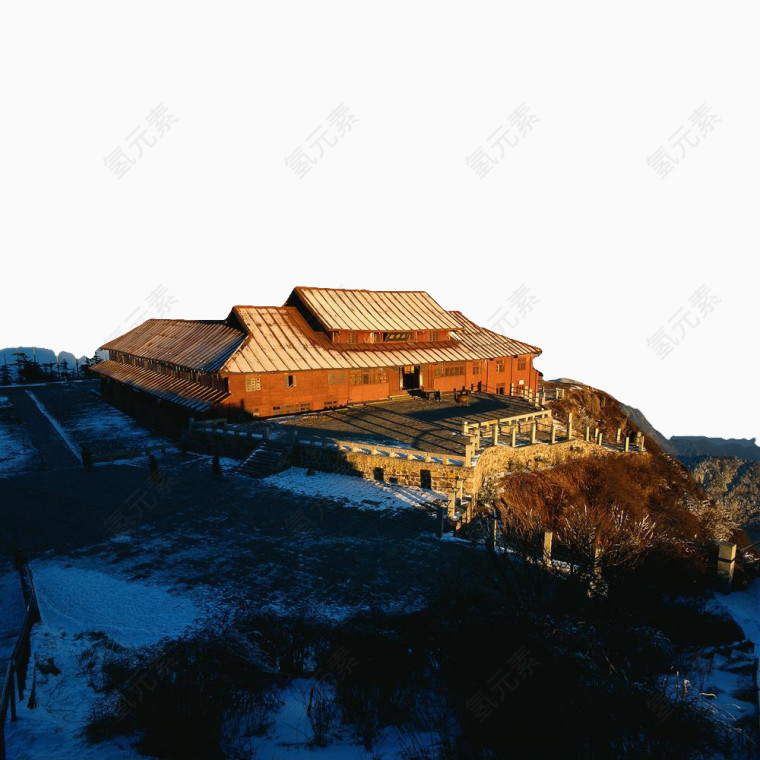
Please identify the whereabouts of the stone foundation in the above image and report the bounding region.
[294,438,634,496]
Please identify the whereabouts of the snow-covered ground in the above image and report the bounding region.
[259,467,446,514]
[5,561,206,760]
[709,580,760,731]
[0,395,37,477]
[61,400,171,457]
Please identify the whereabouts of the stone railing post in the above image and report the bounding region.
[717,542,737,590]
[511,426,517,447]
[543,530,553,564]
[624,435,630,452]
[492,424,499,446]
[486,510,497,553]
[447,491,457,520]
[465,442,474,467]
[462,420,469,436]
[640,436,646,452]
[550,423,557,444]
[530,422,537,445]
[567,413,573,441]
[598,432,603,447]
[585,425,590,442]
[616,427,621,444]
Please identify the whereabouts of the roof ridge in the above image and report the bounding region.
[295,286,430,294]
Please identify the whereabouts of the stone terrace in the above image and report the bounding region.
[276,392,546,457]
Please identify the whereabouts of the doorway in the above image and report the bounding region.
[400,365,421,390]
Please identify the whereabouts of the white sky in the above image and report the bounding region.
[1,2,758,441]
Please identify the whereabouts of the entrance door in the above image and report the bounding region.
[401,365,421,390]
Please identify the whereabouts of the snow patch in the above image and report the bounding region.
[258,467,446,513]
[32,562,203,648]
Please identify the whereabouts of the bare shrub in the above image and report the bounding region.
[557,503,656,572]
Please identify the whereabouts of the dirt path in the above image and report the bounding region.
[2,387,80,471]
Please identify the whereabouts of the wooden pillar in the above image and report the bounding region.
[640,436,646,452]
[717,542,737,590]
[624,435,630,452]
[594,427,599,443]
[567,413,573,441]
[511,426,517,448]
[543,531,553,564]
[585,425,590,442]
[616,427,621,444]
[598,432,603,447]
[492,424,499,446]
[530,422,537,445]
[462,420,469,436]
[550,423,557,444]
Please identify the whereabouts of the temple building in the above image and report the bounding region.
[93,287,542,420]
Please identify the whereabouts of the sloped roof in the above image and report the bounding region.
[222,306,540,374]
[287,287,461,332]
[91,361,230,412]
[101,319,245,372]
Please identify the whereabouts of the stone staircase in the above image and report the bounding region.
[236,441,293,478]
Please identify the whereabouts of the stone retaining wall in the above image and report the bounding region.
[294,438,635,496]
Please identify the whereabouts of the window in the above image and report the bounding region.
[345,332,358,344]
[434,363,465,378]
[517,357,527,371]
[349,368,387,385]
[382,332,413,342]
[328,371,344,385]
[495,360,505,373]
[287,374,296,387]
[245,375,261,392]
[472,362,481,375]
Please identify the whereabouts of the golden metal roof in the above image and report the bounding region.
[102,320,245,371]
[222,306,540,374]
[287,287,461,332]
[92,361,230,412]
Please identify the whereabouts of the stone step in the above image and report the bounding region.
[236,442,293,478]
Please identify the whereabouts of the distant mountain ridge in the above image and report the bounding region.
[1,346,88,368]
[670,436,760,461]
[1,346,89,381]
